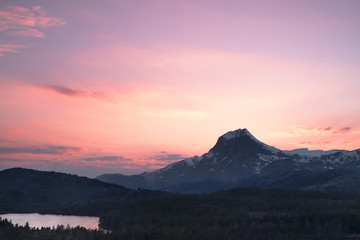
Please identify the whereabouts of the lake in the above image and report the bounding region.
[0,213,99,229]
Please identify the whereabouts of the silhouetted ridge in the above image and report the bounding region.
[0,167,172,215]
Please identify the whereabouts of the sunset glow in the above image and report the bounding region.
[1,0,360,177]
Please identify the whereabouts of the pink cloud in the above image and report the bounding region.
[3,128,24,133]
[318,127,332,132]
[0,5,66,37]
[0,44,27,56]
[41,84,169,106]
[280,126,356,136]
[45,85,88,97]
[332,127,352,134]
[273,125,360,151]
[0,145,81,155]
[43,85,111,101]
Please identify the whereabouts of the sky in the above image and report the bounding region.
[0,0,360,178]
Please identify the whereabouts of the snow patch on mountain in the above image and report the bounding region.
[221,128,281,154]
[204,151,214,158]
[284,148,342,157]
[184,156,202,166]
[255,154,281,173]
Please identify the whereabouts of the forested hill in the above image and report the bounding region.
[0,168,172,215]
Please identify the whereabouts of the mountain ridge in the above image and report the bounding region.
[96,128,360,193]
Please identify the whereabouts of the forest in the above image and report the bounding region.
[2,187,360,239]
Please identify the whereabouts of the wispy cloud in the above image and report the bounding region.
[0,5,66,37]
[80,155,136,170]
[0,158,24,163]
[0,44,27,56]
[315,127,352,134]
[0,140,15,144]
[280,126,355,136]
[0,5,65,56]
[299,141,331,145]
[153,152,187,161]
[46,85,86,96]
[0,145,81,155]
[317,127,332,132]
[82,155,132,162]
[0,158,52,164]
[332,127,352,134]
[2,128,24,133]
[44,85,107,99]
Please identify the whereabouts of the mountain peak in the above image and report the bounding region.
[211,128,280,155]
[221,128,255,140]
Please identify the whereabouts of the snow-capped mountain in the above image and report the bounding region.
[283,148,342,157]
[96,128,360,193]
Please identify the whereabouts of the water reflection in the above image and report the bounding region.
[0,213,99,229]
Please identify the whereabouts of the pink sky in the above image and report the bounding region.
[0,0,360,177]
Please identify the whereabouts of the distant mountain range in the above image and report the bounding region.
[97,128,360,193]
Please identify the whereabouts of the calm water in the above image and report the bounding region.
[0,213,99,229]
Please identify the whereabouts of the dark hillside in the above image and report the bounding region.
[0,168,171,215]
